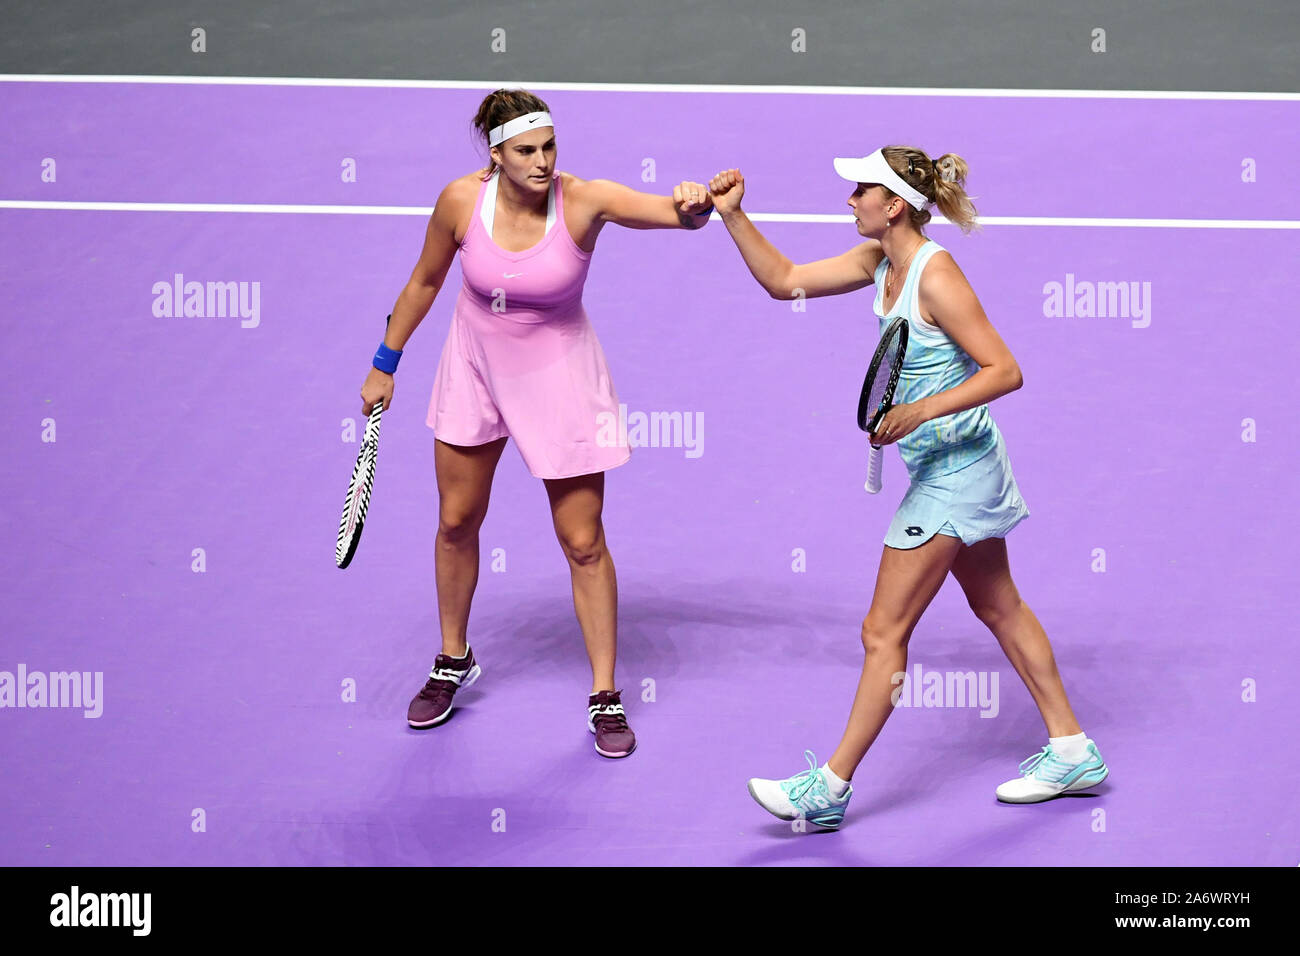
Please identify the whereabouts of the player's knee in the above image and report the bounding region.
[558,527,604,566]
[969,597,1021,631]
[861,616,907,655]
[437,506,483,544]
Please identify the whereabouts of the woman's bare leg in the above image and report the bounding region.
[543,472,617,694]
[433,437,508,657]
[948,537,1082,738]
[827,533,965,781]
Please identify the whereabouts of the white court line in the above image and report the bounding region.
[1,200,1297,229]
[1,73,1298,101]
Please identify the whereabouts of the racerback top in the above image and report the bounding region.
[872,239,999,481]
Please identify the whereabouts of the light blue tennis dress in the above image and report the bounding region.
[872,239,1029,550]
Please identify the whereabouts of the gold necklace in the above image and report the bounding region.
[885,238,927,304]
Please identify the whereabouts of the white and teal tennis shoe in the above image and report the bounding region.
[996,740,1109,803]
[747,750,852,829]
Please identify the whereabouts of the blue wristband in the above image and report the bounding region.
[373,322,402,374]
[373,341,402,374]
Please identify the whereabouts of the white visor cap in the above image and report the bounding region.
[833,149,929,211]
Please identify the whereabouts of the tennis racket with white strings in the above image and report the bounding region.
[336,398,385,569]
[857,316,909,494]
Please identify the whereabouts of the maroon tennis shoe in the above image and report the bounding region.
[407,648,481,728]
[587,689,636,758]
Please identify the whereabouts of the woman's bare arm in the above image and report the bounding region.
[709,168,883,299]
[579,177,713,231]
[915,253,1024,421]
[383,179,470,350]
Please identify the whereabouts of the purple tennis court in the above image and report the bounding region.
[1,80,1296,866]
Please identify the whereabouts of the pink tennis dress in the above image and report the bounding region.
[426,169,631,479]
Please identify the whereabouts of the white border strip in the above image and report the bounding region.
[2,200,1297,229]
[1,74,1297,101]
[0,200,431,216]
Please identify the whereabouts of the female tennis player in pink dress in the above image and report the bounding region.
[708,148,1108,827]
[358,89,713,758]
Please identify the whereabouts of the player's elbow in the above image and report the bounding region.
[1007,363,1024,391]
[767,268,795,300]
[407,273,439,297]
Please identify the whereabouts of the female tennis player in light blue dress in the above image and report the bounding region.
[708,147,1109,829]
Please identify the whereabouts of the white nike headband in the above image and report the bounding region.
[833,148,929,211]
[488,111,554,147]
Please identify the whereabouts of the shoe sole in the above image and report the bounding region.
[746,779,845,829]
[407,663,481,729]
[996,765,1109,803]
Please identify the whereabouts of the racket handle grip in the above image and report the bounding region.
[864,443,884,494]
